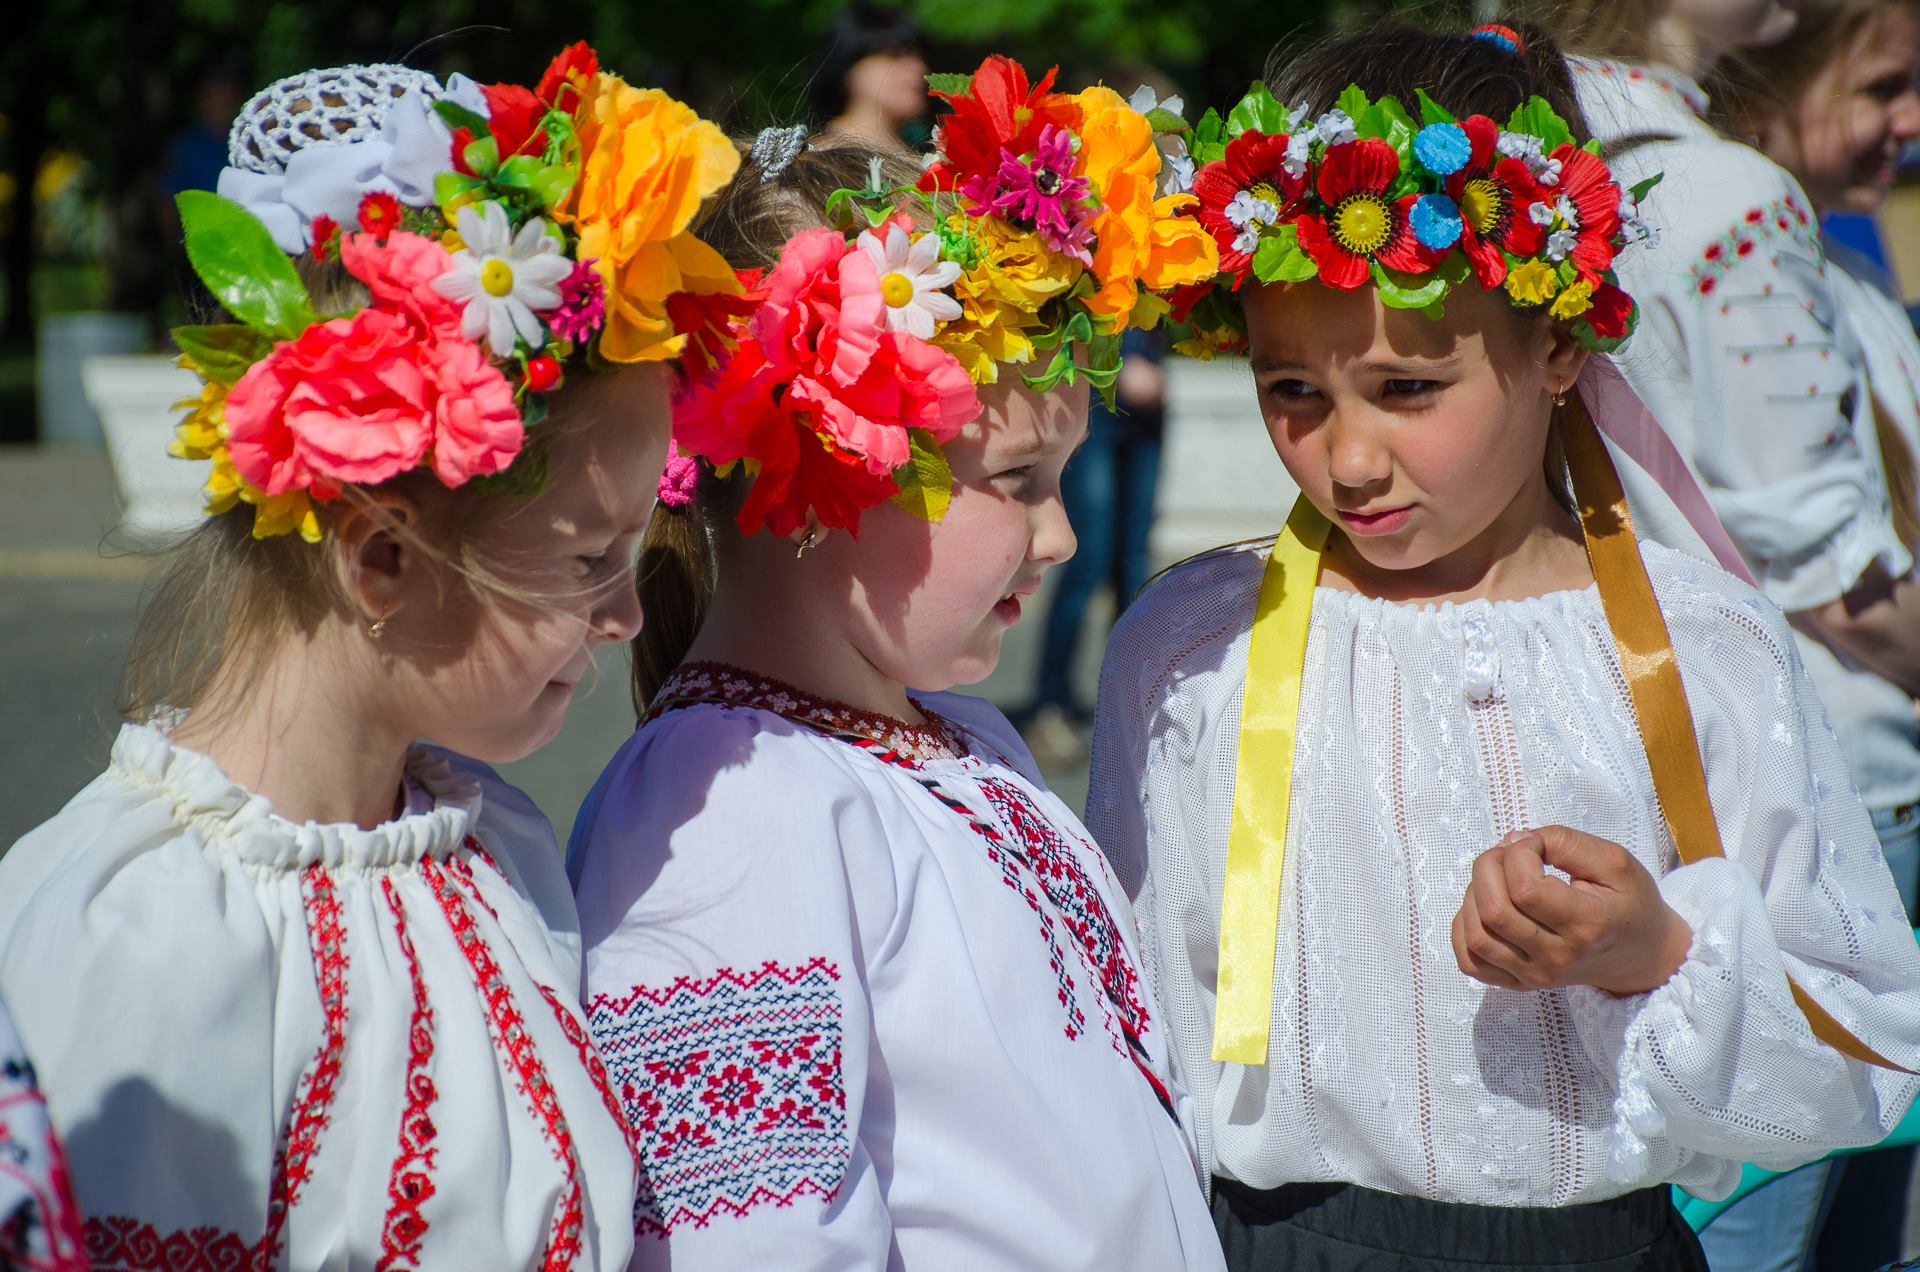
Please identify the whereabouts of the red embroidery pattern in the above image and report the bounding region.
[376,879,438,1272]
[425,857,585,1271]
[1690,194,1818,296]
[83,1217,255,1271]
[587,959,848,1238]
[652,663,963,764]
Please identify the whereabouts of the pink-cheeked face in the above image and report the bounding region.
[812,375,1086,694]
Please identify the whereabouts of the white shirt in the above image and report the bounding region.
[1573,59,1912,620]
[1087,539,1920,1206]
[0,724,637,1271]
[0,996,84,1271]
[570,664,1224,1271]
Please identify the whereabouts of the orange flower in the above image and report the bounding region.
[556,75,741,363]
[1071,86,1219,325]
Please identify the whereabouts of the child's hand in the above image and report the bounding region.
[1449,826,1693,995]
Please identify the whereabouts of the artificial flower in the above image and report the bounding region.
[1444,115,1548,289]
[965,124,1096,263]
[1504,258,1561,305]
[1192,130,1303,282]
[919,56,1082,196]
[309,214,340,259]
[1549,277,1596,320]
[929,213,1075,381]
[169,379,226,461]
[1412,123,1471,177]
[666,271,765,381]
[240,479,323,542]
[481,83,548,161]
[358,192,403,236]
[1544,145,1623,282]
[1583,280,1634,341]
[424,336,523,486]
[1294,138,1434,289]
[557,75,741,363]
[550,257,607,345]
[432,202,571,355]
[339,229,463,338]
[1408,193,1464,250]
[856,223,962,339]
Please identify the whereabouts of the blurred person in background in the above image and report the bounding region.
[810,3,930,150]
[1539,0,1920,1266]
[1710,4,1920,1265]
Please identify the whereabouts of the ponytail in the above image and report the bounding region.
[1872,391,1920,551]
[632,488,716,718]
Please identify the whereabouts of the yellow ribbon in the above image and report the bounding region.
[1213,401,1913,1074]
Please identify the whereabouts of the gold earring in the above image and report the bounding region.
[1552,386,1568,407]
[367,615,388,639]
[794,528,819,559]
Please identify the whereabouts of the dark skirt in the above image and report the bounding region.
[1211,1177,1709,1272]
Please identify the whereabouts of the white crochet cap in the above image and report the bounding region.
[214,63,491,254]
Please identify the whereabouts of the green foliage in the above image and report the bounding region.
[176,191,318,339]
[171,323,273,383]
[891,428,954,521]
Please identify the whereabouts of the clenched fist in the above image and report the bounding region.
[1450,825,1693,994]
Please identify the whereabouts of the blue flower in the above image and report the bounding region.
[1409,194,1464,250]
[1414,123,1472,177]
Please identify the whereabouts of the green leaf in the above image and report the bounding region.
[1363,94,1418,172]
[171,324,275,384]
[175,192,319,341]
[1144,107,1187,134]
[1336,84,1372,124]
[1370,261,1449,309]
[435,171,485,209]
[1251,224,1318,283]
[432,98,491,136]
[1415,89,1456,126]
[1629,173,1663,203]
[494,155,546,190]
[531,166,576,208]
[1505,96,1574,153]
[1226,82,1287,137]
[925,72,973,96]
[890,428,954,521]
[1190,108,1227,165]
[463,135,500,178]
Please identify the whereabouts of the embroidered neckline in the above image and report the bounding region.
[652,662,965,763]
[1570,56,1710,122]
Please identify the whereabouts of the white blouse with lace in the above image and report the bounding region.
[1087,539,1920,1206]
[0,724,636,1270]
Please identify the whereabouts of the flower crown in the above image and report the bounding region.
[1172,77,1657,357]
[671,56,1219,539]
[170,43,742,542]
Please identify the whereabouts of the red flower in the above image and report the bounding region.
[536,41,598,114]
[1191,131,1304,285]
[357,192,402,237]
[1294,138,1435,290]
[1444,115,1546,288]
[919,56,1081,195]
[1584,280,1634,341]
[666,271,766,382]
[1745,208,1765,224]
[481,83,548,161]
[1549,144,1622,283]
[309,214,339,259]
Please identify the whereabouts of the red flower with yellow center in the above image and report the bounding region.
[1294,138,1434,289]
[1191,131,1303,286]
[1549,144,1625,283]
[1443,115,1547,289]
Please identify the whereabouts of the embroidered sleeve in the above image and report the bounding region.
[1662,189,1909,610]
[1566,562,1920,1180]
[0,999,86,1272]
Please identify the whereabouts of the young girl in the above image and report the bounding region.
[0,45,741,1267]
[1092,26,1920,1271]
[567,62,1227,1268]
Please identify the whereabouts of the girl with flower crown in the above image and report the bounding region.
[1089,24,1920,1271]
[0,45,743,1268]
[565,61,1227,1269]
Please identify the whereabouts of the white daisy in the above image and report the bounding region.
[856,224,962,340]
[431,201,572,355]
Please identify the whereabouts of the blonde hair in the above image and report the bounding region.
[630,138,922,714]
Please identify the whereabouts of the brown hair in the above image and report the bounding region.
[122,258,617,726]
[1707,0,1920,143]
[1522,0,1671,65]
[630,138,922,715]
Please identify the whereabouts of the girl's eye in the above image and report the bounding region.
[1264,379,1320,402]
[995,464,1037,482]
[577,552,612,575]
[1384,379,1440,398]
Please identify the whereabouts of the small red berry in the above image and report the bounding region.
[523,355,563,393]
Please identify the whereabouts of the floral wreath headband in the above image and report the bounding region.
[170,43,743,542]
[1172,68,1659,358]
[668,55,1221,540]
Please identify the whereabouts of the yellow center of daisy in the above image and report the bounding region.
[480,258,516,297]
[1332,195,1392,256]
[1460,179,1503,235]
[1248,181,1282,211]
[880,271,916,308]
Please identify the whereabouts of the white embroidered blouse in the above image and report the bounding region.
[0,724,636,1271]
[569,664,1225,1271]
[1087,539,1920,1206]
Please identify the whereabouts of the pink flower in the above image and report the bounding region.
[551,257,607,344]
[339,230,464,338]
[423,335,523,486]
[963,124,1095,263]
[226,309,435,495]
[675,227,979,536]
[657,445,699,507]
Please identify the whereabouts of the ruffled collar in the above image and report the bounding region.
[652,662,966,763]
[1568,56,1711,131]
[108,722,481,870]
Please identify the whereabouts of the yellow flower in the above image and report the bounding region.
[238,478,321,542]
[169,380,227,461]
[203,447,244,517]
[1550,277,1595,320]
[1071,87,1220,326]
[1505,259,1561,306]
[933,214,1079,382]
[556,75,740,364]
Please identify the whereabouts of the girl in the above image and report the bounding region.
[568,61,1227,1268]
[1092,26,1920,1272]
[0,45,741,1267]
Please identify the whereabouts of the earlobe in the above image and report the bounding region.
[1545,325,1592,392]
[333,497,418,628]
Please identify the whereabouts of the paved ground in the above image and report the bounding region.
[0,444,1099,853]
